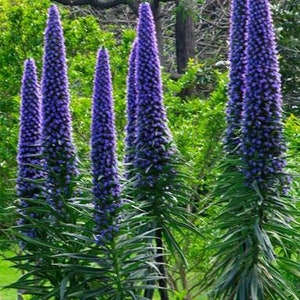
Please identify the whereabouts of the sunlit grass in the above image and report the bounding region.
[0,250,19,300]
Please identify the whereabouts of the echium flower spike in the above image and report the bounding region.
[41,5,78,211]
[134,5,177,297]
[135,3,175,186]
[224,0,248,154]
[124,40,138,180]
[242,0,286,188]
[91,48,121,245]
[17,58,44,240]
[17,58,43,199]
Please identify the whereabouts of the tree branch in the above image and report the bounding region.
[53,0,175,14]
[53,0,138,14]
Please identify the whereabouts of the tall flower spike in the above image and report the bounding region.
[242,0,285,188]
[224,0,248,153]
[134,6,183,298]
[18,58,43,199]
[124,40,138,180]
[17,58,43,241]
[41,5,78,211]
[135,3,175,187]
[91,48,121,245]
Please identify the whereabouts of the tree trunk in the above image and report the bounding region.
[150,0,165,66]
[175,0,195,74]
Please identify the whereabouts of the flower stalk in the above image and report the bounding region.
[91,48,121,245]
[224,0,248,154]
[124,41,138,180]
[17,58,43,243]
[41,4,78,212]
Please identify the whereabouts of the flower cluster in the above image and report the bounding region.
[134,3,175,188]
[17,59,44,242]
[124,41,138,180]
[224,0,248,153]
[242,0,285,187]
[17,58,43,200]
[91,48,121,244]
[41,5,78,211]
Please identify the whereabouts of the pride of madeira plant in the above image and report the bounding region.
[16,58,43,247]
[126,3,198,299]
[41,4,78,213]
[224,0,247,154]
[124,40,138,180]
[9,3,192,299]
[206,0,300,299]
[64,46,162,300]
[8,6,88,299]
[91,48,121,245]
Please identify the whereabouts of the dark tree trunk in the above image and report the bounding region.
[175,0,195,74]
[150,0,165,66]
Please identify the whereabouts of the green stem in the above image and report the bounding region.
[155,228,169,300]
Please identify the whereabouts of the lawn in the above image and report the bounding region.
[0,250,208,299]
[0,251,19,300]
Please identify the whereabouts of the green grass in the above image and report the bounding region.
[0,251,208,300]
[0,251,19,300]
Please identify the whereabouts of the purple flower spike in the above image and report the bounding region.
[17,58,43,243]
[91,48,121,244]
[17,58,43,199]
[134,3,175,187]
[242,0,286,187]
[224,0,248,153]
[41,5,78,211]
[124,41,138,179]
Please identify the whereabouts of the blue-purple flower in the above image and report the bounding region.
[224,0,248,153]
[242,0,286,187]
[124,41,138,179]
[17,58,43,199]
[41,5,78,211]
[91,48,121,244]
[134,3,175,188]
[17,58,43,242]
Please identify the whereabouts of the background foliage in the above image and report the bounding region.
[0,0,299,298]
